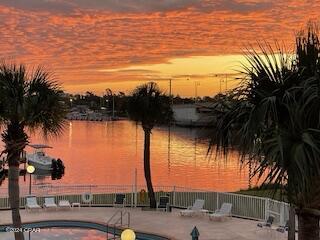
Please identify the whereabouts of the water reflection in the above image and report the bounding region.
[1,120,253,192]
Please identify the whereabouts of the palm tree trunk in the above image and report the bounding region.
[8,165,24,240]
[3,123,27,240]
[298,211,319,240]
[143,127,156,208]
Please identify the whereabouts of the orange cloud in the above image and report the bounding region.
[0,1,318,96]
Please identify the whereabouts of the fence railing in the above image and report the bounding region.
[0,184,289,225]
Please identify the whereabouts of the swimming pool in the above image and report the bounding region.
[0,220,169,240]
[0,228,106,240]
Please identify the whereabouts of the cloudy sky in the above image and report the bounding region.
[0,0,318,96]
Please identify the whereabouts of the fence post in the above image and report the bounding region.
[131,185,134,208]
[280,202,285,225]
[173,186,176,206]
[134,168,137,208]
[264,198,270,220]
[134,187,137,208]
[216,192,219,210]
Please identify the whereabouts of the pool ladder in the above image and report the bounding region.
[106,209,131,240]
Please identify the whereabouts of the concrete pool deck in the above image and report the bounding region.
[0,207,287,240]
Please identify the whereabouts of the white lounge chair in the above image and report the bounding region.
[25,196,41,212]
[58,200,71,209]
[180,199,205,216]
[209,203,232,221]
[43,197,58,210]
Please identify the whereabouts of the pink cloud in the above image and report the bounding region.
[0,1,318,93]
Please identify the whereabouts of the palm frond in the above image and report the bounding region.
[208,24,320,208]
[127,82,172,129]
[24,66,66,137]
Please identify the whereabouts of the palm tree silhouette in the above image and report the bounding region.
[209,24,320,240]
[0,63,66,240]
[128,82,172,208]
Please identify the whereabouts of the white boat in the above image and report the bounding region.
[26,144,58,171]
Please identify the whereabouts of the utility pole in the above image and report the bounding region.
[225,74,228,91]
[169,78,173,105]
[186,76,200,102]
[194,81,200,103]
[219,74,228,93]
[112,94,115,118]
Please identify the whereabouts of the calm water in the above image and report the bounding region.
[6,121,252,192]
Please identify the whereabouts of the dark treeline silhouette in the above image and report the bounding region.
[63,91,222,117]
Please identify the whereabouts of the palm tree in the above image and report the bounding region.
[0,63,66,240]
[209,24,320,240]
[127,82,172,208]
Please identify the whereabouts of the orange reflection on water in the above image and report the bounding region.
[23,120,254,192]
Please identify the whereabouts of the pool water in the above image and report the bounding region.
[0,220,168,240]
[0,228,107,240]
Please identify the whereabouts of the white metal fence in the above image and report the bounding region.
[0,184,289,225]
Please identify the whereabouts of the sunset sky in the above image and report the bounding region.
[0,0,318,97]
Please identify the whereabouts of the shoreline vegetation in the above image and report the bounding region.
[235,184,285,202]
[62,90,224,121]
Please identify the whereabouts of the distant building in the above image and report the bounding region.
[172,103,215,127]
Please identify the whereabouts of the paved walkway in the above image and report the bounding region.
[0,207,287,240]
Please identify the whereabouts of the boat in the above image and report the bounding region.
[26,144,65,171]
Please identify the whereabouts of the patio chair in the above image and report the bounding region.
[180,199,205,217]
[58,200,71,209]
[43,196,58,210]
[25,196,41,211]
[209,203,232,221]
[114,194,126,208]
[257,215,274,228]
[157,196,170,211]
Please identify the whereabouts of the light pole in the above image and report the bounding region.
[112,94,115,119]
[225,74,228,92]
[186,77,200,102]
[194,81,200,103]
[26,165,35,195]
[219,74,228,93]
[169,78,173,105]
